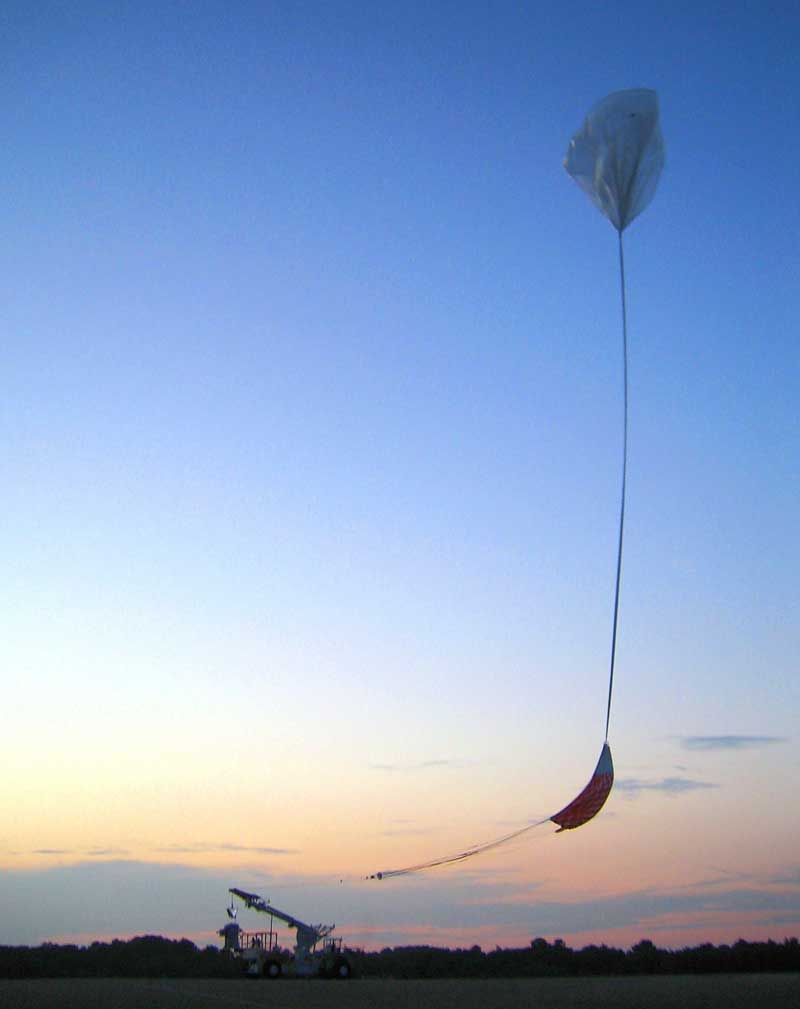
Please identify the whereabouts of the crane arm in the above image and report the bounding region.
[229,888,334,945]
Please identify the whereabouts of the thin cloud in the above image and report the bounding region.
[381,828,435,838]
[369,758,461,773]
[672,870,753,891]
[26,848,130,858]
[769,868,800,887]
[214,839,298,855]
[616,776,718,797]
[449,885,800,937]
[152,842,300,856]
[681,735,788,751]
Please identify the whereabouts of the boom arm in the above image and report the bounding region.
[229,888,334,957]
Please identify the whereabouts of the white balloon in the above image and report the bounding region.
[565,89,665,232]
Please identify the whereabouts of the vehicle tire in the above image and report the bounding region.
[264,959,282,979]
[333,958,351,979]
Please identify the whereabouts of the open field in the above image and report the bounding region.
[1,974,798,1009]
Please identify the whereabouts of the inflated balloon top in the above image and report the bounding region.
[564,88,665,232]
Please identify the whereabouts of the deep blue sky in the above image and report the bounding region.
[2,1,798,949]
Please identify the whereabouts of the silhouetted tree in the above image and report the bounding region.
[2,934,799,979]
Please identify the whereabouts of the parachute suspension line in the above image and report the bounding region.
[605,229,629,742]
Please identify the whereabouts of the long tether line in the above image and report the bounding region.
[369,233,628,880]
[605,230,628,742]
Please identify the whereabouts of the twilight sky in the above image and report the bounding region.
[2,1,798,951]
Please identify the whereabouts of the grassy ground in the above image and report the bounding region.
[1,974,798,1009]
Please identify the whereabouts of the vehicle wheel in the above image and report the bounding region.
[264,960,282,979]
[333,958,351,979]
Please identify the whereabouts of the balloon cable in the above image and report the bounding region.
[605,230,628,742]
[366,229,629,881]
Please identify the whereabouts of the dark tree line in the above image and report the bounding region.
[353,937,800,978]
[0,936,239,979]
[1,934,798,979]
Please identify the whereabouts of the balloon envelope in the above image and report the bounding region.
[565,89,665,232]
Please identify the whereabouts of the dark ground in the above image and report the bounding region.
[1,974,798,1009]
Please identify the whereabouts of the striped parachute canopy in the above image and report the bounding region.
[550,742,614,832]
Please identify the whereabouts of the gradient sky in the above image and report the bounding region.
[2,1,798,951]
